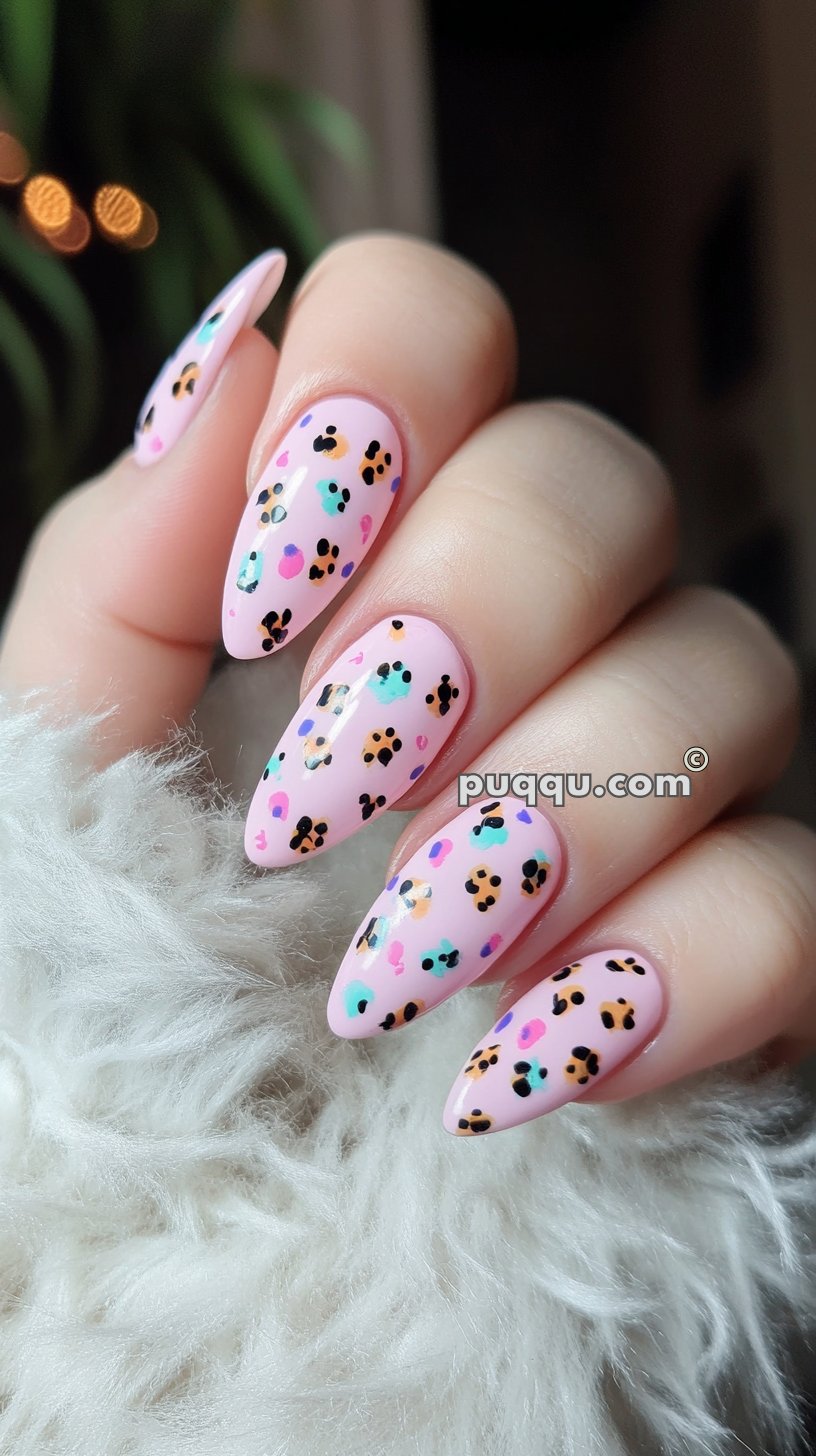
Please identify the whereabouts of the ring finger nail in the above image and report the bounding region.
[245,615,469,867]
[327,796,562,1037]
[443,949,664,1135]
[222,396,403,658]
[134,250,286,466]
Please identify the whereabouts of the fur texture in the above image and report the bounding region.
[0,657,813,1456]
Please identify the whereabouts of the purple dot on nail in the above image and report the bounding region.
[299,413,312,427]
[297,718,315,736]
[409,764,425,781]
[390,475,401,493]
[283,543,298,556]
[494,1011,513,1032]
[386,874,399,891]
[516,808,533,823]
[341,561,355,579]
[481,933,503,959]
[428,837,453,867]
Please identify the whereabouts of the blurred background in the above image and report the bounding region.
[0,0,813,822]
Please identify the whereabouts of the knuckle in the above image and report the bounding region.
[541,399,675,516]
[508,399,677,568]
[26,479,93,567]
[680,586,801,710]
[303,231,516,386]
[481,397,676,573]
[722,816,816,1003]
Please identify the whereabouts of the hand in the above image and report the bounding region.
[2,234,813,1136]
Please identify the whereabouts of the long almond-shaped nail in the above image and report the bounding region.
[245,615,469,868]
[326,797,562,1037]
[443,949,664,1135]
[134,250,286,467]
[222,396,402,658]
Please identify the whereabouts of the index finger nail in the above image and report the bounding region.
[134,250,286,467]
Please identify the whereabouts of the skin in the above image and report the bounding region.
[1,232,814,1106]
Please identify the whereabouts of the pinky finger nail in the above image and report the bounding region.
[443,950,665,1136]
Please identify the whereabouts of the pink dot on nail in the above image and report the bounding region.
[387,940,405,975]
[278,545,304,579]
[348,651,364,665]
[360,513,373,543]
[254,829,268,852]
[517,1018,546,1049]
[416,734,428,750]
[428,837,453,868]
[150,436,163,453]
[276,450,289,468]
[228,608,236,617]
[267,791,289,821]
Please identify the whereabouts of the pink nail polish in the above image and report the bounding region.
[245,615,469,868]
[326,797,562,1036]
[443,949,665,1136]
[222,396,402,658]
[134,251,287,467]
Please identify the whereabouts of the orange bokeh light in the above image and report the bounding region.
[93,183,143,240]
[23,173,73,234]
[0,131,29,185]
[48,204,92,254]
[127,201,159,250]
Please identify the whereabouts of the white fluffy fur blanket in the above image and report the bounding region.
[0,646,813,1456]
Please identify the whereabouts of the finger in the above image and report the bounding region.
[244,401,675,867]
[0,329,277,758]
[221,232,516,659]
[326,589,799,1037]
[134,250,286,467]
[443,813,816,1134]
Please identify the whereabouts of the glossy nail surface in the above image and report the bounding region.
[222,396,402,659]
[443,949,665,1136]
[327,797,562,1037]
[134,250,286,467]
[245,615,469,868]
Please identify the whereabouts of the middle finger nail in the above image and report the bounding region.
[222,395,402,658]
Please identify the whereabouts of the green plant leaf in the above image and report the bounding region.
[0,292,56,513]
[132,200,199,354]
[247,77,371,173]
[0,209,100,472]
[169,144,245,283]
[214,81,326,262]
[0,0,55,155]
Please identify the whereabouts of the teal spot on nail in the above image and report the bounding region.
[236,550,262,593]
[196,310,225,344]
[343,980,374,1017]
[420,938,460,978]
